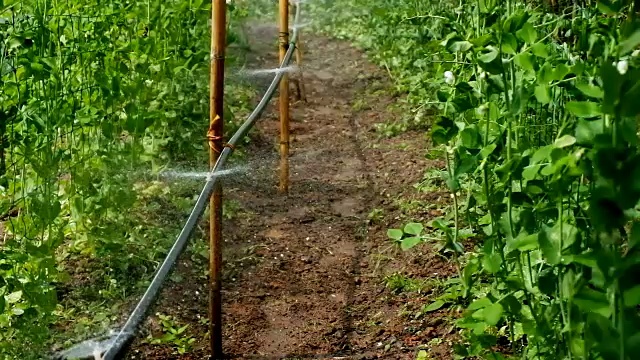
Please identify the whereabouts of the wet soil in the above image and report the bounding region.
[126,23,458,360]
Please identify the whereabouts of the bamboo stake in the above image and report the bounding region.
[208,0,226,358]
[290,1,306,103]
[279,0,290,193]
[293,32,307,102]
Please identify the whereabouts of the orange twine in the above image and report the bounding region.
[207,115,223,153]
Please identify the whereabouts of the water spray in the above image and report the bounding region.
[55,2,304,359]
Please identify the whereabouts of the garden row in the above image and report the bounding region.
[311,0,640,358]
[0,0,254,357]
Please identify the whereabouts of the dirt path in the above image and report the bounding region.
[126,24,457,360]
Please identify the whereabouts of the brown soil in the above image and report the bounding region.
[125,23,458,360]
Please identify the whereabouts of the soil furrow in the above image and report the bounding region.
[127,24,456,360]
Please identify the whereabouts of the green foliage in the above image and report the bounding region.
[146,313,196,355]
[384,272,426,294]
[315,0,640,358]
[367,207,384,223]
[387,222,426,250]
[0,0,253,357]
[416,349,431,360]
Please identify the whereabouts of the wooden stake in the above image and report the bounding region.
[208,0,226,358]
[279,0,290,193]
[293,33,307,103]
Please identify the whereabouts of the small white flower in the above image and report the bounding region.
[632,49,640,57]
[144,79,153,86]
[617,60,629,75]
[444,71,455,85]
[226,0,232,4]
[569,54,579,64]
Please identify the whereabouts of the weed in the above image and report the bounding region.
[384,273,425,294]
[146,313,196,355]
[367,208,384,224]
[395,199,428,215]
[414,169,447,193]
[223,199,243,220]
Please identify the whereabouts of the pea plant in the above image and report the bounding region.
[0,0,252,357]
[314,0,640,358]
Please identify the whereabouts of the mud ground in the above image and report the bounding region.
[125,23,458,360]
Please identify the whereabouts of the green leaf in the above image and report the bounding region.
[575,118,604,145]
[540,63,555,83]
[552,64,571,81]
[525,181,545,195]
[532,145,553,163]
[401,237,422,251]
[531,42,548,58]
[450,41,473,53]
[431,116,459,145]
[576,82,604,99]
[619,29,640,55]
[480,144,497,159]
[461,127,480,149]
[554,135,576,148]
[483,303,504,326]
[30,62,44,73]
[478,47,499,63]
[387,229,403,241]
[597,0,620,14]
[557,223,579,249]
[416,350,429,360]
[623,286,640,307]
[566,101,602,118]
[468,297,492,310]
[8,37,21,51]
[502,33,518,54]
[561,253,598,268]
[538,227,560,265]
[461,261,477,292]
[404,222,423,235]
[522,164,543,180]
[478,57,505,75]
[437,90,450,102]
[424,300,445,312]
[6,291,22,304]
[506,232,539,253]
[534,84,551,104]
[539,223,578,265]
[574,287,611,317]
[514,52,534,71]
[516,22,537,44]
[483,253,502,273]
